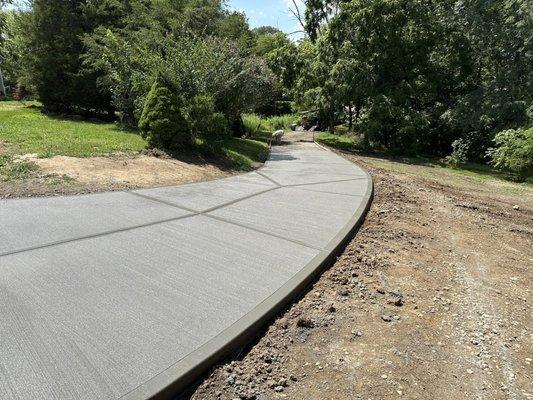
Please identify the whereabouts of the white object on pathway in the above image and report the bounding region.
[270,130,284,147]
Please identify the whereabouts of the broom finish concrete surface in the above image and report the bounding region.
[0,142,373,400]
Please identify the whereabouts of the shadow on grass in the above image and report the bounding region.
[44,110,144,135]
[163,137,270,172]
[247,129,272,143]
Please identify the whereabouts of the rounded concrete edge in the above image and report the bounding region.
[121,143,374,400]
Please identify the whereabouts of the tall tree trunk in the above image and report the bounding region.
[0,66,6,98]
[348,104,353,131]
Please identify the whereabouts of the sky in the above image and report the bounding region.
[227,0,305,37]
[3,0,306,37]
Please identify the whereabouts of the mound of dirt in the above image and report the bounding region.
[30,153,227,187]
[1,152,234,199]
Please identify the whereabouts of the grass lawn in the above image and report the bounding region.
[315,131,361,151]
[1,101,270,197]
[316,131,533,197]
[0,101,268,168]
[0,101,147,157]
[218,137,269,169]
[365,156,533,197]
[195,135,269,170]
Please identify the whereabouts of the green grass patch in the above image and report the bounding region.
[0,101,269,174]
[0,101,147,157]
[365,157,533,197]
[315,131,362,151]
[195,137,269,170]
[44,174,77,187]
[221,137,270,169]
[315,130,532,196]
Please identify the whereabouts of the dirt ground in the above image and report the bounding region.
[183,149,533,399]
[0,151,230,199]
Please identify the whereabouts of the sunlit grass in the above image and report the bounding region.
[0,101,270,172]
[315,131,362,151]
[0,101,147,157]
[315,130,532,197]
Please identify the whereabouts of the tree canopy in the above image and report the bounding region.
[1,0,531,167]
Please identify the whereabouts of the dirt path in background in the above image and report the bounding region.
[184,150,532,399]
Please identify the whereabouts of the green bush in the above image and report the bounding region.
[188,95,229,138]
[267,114,298,130]
[243,113,299,135]
[361,96,429,155]
[139,73,190,149]
[488,127,533,180]
[209,112,230,137]
[243,114,264,135]
[446,138,471,166]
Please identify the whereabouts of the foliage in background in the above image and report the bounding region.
[243,114,299,137]
[187,95,229,139]
[1,0,531,174]
[19,0,114,114]
[297,0,532,164]
[83,16,279,136]
[0,9,32,96]
[488,127,533,181]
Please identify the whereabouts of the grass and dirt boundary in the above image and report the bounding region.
[0,101,270,198]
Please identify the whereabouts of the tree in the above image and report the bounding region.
[299,0,531,159]
[252,30,300,112]
[443,0,533,161]
[217,11,251,42]
[294,38,341,131]
[187,95,229,138]
[304,0,341,41]
[488,127,533,180]
[0,9,34,95]
[0,4,10,97]
[139,73,190,149]
[26,0,113,114]
[214,55,279,135]
[253,31,291,57]
[85,21,278,133]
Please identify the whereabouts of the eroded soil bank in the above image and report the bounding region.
[0,151,232,199]
[184,150,532,400]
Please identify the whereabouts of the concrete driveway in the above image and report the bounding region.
[0,142,372,399]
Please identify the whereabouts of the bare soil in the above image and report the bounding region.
[0,152,231,199]
[183,150,533,399]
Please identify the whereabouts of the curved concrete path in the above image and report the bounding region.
[0,142,372,400]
